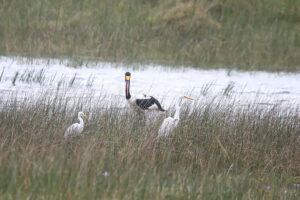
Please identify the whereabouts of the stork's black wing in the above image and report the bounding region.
[136,98,155,110]
[136,96,165,111]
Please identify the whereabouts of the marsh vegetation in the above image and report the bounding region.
[0,0,299,198]
[0,0,299,71]
[0,92,299,199]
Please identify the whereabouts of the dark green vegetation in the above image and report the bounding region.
[0,93,299,199]
[0,0,299,71]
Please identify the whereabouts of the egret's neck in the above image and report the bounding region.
[174,102,181,120]
[125,80,131,99]
[78,116,84,126]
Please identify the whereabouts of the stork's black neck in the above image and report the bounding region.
[125,80,131,99]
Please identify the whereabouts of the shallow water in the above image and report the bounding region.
[0,56,299,110]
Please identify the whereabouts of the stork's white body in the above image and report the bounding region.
[127,94,162,111]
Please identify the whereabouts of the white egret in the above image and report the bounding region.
[157,96,194,139]
[125,72,165,112]
[64,111,88,138]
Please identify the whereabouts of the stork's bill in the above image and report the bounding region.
[125,74,130,81]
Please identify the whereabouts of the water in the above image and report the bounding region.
[0,56,299,110]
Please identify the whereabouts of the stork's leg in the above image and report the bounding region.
[137,111,146,126]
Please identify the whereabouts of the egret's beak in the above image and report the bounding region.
[184,96,194,100]
[82,114,88,119]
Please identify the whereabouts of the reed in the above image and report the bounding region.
[0,92,299,199]
[0,0,299,71]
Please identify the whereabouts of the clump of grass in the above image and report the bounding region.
[0,68,5,82]
[69,73,77,87]
[0,0,299,71]
[151,1,221,33]
[10,69,46,86]
[11,72,19,86]
[19,69,46,84]
[0,92,299,199]
[200,82,214,96]
[223,81,235,96]
[86,74,95,88]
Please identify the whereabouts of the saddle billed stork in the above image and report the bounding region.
[125,72,165,112]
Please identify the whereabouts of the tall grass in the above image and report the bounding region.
[0,0,299,71]
[0,92,299,199]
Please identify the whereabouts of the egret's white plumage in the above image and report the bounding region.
[64,111,88,138]
[157,103,180,138]
[157,96,193,139]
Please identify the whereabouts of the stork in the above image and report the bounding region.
[125,72,165,112]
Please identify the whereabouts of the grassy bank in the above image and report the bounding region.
[0,0,299,71]
[0,93,299,199]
